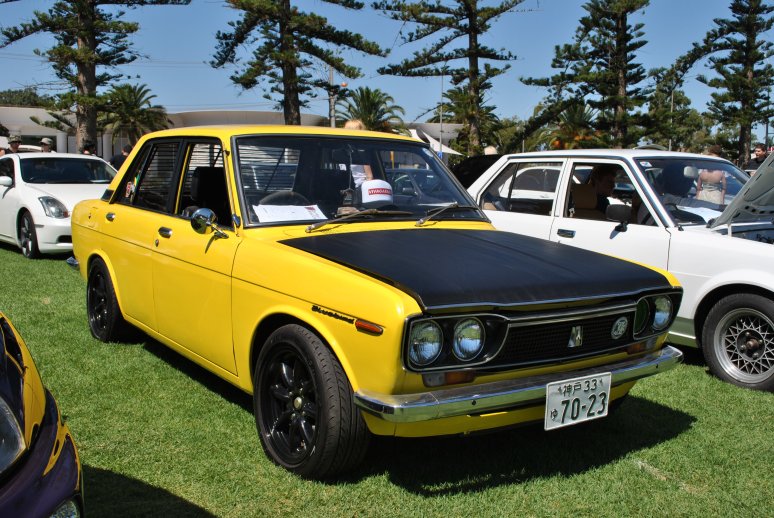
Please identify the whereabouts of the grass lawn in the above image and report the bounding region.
[1,244,772,517]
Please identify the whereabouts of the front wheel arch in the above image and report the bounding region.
[693,284,774,347]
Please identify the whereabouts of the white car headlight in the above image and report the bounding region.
[652,296,673,330]
[452,318,485,361]
[0,396,25,474]
[408,321,442,366]
[39,196,69,218]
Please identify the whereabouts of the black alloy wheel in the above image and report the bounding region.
[87,258,132,342]
[254,324,369,479]
[18,212,40,259]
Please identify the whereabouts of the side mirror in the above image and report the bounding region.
[191,208,227,239]
[0,176,12,188]
[606,203,631,232]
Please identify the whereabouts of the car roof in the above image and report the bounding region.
[499,149,725,161]
[11,152,108,161]
[137,124,422,143]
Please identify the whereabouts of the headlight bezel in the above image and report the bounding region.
[0,396,26,475]
[38,196,69,219]
[633,292,679,339]
[404,314,507,372]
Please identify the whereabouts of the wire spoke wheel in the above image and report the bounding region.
[704,294,774,391]
[714,308,774,384]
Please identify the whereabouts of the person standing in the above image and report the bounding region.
[39,137,54,152]
[109,144,132,170]
[80,140,96,155]
[1,135,22,156]
[744,143,768,173]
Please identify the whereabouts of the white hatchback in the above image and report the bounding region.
[468,149,774,391]
[0,152,115,258]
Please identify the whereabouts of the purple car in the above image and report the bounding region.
[0,312,83,517]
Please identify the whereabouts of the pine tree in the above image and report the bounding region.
[696,0,774,164]
[522,0,650,148]
[211,0,384,126]
[373,0,525,155]
[0,1,190,149]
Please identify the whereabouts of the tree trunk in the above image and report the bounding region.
[279,0,301,125]
[614,10,628,147]
[76,2,98,150]
[466,2,481,155]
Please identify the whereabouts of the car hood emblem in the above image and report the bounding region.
[568,325,583,348]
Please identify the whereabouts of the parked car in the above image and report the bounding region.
[0,311,83,516]
[70,126,683,479]
[467,149,774,391]
[0,153,116,258]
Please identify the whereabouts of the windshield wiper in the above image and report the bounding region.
[416,202,481,226]
[305,208,412,233]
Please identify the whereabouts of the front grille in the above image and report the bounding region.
[489,311,634,369]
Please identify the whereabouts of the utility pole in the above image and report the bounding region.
[668,89,674,152]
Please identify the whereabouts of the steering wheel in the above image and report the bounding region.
[259,190,311,206]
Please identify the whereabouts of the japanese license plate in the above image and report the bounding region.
[544,372,611,430]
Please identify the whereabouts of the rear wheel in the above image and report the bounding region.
[87,258,133,342]
[702,294,774,391]
[254,324,369,479]
[18,212,40,259]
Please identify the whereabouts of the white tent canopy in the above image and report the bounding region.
[409,129,463,156]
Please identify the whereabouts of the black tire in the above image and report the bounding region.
[702,294,774,391]
[254,324,369,479]
[18,212,40,259]
[87,258,133,342]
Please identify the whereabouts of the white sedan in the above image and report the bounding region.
[468,148,774,391]
[0,152,115,258]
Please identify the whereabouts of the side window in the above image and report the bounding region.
[177,141,231,228]
[481,161,562,215]
[119,141,179,212]
[0,159,13,180]
[566,162,655,225]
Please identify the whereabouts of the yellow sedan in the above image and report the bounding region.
[71,125,682,479]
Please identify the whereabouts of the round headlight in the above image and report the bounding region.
[453,318,484,361]
[652,296,673,330]
[408,321,442,366]
[634,298,650,334]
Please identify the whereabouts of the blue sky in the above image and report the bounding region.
[0,0,769,132]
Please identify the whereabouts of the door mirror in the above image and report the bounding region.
[0,176,12,188]
[191,208,217,235]
[606,203,631,232]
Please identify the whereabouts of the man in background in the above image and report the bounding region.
[1,134,22,156]
[110,144,132,170]
[744,143,768,174]
[40,137,54,152]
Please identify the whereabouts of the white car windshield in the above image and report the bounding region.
[235,136,482,225]
[635,157,748,225]
[20,157,116,184]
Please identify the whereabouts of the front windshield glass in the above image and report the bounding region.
[20,157,117,184]
[235,136,482,225]
[635,157,748,225]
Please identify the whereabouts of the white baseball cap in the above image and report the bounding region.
[360,179,393,207]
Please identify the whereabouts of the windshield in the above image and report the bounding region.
[635,157,748,225]
[235,136,482,225]
[20,157,116,184]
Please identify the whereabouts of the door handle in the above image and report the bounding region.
[158,227,172,238]
[105,212,115,222]
[557,228,576,238]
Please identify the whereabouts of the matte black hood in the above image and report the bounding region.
[281,229,672,312]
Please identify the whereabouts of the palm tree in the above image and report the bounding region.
[100,84,170,144]
[539,103,607,150]
[336,87,405,132]
[427,86,500,152]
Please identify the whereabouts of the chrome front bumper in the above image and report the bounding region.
[354,346,683,423]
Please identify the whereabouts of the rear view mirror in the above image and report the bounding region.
[683,166,699,179]
[606,203,631,232]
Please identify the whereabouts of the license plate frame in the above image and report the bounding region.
[544,372,612,430]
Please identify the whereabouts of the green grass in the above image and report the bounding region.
[1,243,772,517]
